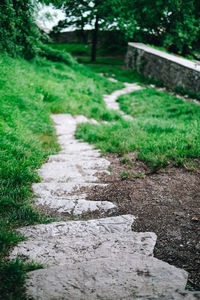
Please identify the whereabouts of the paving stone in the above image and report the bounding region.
[138,292,200,300]
[11,230,156,266]
[25,254,188,300]
[32,182,107,198]
[34,197,117,215]
[38,162,98,183]
[15,215,135,239]
[103,82,143,116]
[48,154,110,169]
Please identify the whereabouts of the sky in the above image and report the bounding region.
[35,3,66,32]
[35,3,92,32]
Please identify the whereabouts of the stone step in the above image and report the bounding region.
[47,154,110,169]
[11,229,156,267]
[15,215,135,239]
[32,182,107,198]
[34,197,117,216]
[138,292,200,300]
[25,254,188,300]
[38,163,99,183]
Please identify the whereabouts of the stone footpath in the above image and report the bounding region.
[11,84,200,299]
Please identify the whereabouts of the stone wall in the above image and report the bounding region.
[126,43,200,93]
[50,30,126,48]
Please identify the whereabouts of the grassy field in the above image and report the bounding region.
[0,53,123,299]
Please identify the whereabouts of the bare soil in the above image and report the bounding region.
[87,152,200,291]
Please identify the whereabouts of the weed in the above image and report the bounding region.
[134,172,144,178]
[120,156,133,167]
[120,171,131,180]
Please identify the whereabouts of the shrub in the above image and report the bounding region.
[39,44,76,65]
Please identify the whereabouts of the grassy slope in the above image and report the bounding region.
[0,54,123,299]
[76,70,200,170]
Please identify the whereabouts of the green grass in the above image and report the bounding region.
[50,43,91,56]
[0,53,123,299]
[75,88,200,170]
[77,57,124,65]
[87,64,164,86]
[49,43,126,57]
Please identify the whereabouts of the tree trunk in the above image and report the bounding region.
[91,15,99,62]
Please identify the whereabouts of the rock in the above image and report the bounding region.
[103,82,143,116]
[32,182,107,199]
[138,291,200,299]
[15,215,135,239]
[34,197,117,216]
[11,227,156,266]
[25,254,188,300]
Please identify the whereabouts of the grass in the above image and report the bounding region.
[50,43,91,56]
[75,88,200,170]
[87,63,164,87]
[77,57,124,65]
[0,53,123,299]
[49,43,127,57]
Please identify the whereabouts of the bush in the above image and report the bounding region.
[0,0,40,59]
[39,44,77,65]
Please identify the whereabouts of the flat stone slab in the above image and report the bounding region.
[15,215,135,239]
[139,292,200,300]
[103,82,143,117]
[32,182,107,198]
[11,232,157,266]
[11,230,156,266]
[48,154,110,169]
[34,197,117,216]
[25,254,188,300]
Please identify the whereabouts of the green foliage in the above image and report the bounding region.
[39,43,76,65]
[0,0,41,59]
[121,0,200,55]
[120,171,131,180]
[76,88,200,170]
[50,43,91,56]
[0,258,43,300]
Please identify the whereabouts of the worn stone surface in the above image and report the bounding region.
[103,82,143,119]
[35,197,117,216]
[11,230,156,266]
[126,42,200,94]
[139,292,200,300]
[32,182,107,199]
[25,254,188,300]
[15,215,135,239]
[33,114,117,216]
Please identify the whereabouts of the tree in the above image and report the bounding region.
[0,0,40,58]
[120,0,200,55]
[42,0,200,57]
[43,0,126,61]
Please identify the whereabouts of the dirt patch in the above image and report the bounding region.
[87,153,200,291]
